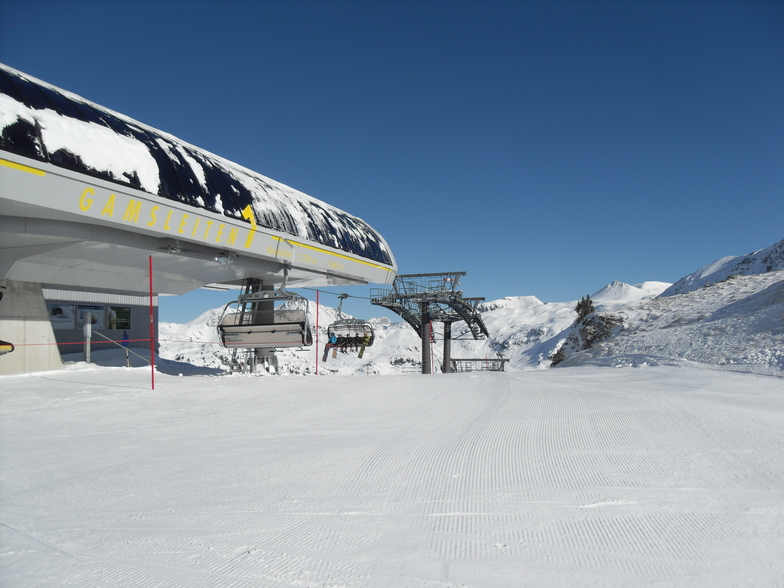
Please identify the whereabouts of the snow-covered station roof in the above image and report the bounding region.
[0,63,396,295]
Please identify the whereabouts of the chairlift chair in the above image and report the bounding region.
[217,278,313,349]
[326,294,375,347]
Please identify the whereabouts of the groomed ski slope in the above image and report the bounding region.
[2,365,783,587]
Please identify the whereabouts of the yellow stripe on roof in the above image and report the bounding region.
[272,236,393,271]
[0,157,46,176]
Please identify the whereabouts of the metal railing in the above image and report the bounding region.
[450,358,509,372]
[92,331,151,367]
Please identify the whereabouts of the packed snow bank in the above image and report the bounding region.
[2,365,783,587]
[60,347,225,376]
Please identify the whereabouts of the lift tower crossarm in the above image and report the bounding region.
[370,272,490,374]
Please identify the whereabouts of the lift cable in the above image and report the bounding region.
[301,287,373,301]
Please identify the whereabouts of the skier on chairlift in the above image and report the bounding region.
[358,331,371,359]
[322,332,338,362]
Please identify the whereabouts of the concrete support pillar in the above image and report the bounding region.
[442,321,452,373]
[420,302,431,374]
[0,280,63,375]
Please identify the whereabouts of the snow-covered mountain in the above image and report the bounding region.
[661,237,784,296]
[591,280,671,307]
[159,239,784,377]
[558,270,784,375]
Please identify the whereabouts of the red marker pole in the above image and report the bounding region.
[315,290,320,375]
[149,255,155,390]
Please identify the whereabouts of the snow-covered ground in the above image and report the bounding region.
[3,239,784,586]
[2,363,783,587]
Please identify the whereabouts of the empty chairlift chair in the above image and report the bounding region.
[217,282,313,350]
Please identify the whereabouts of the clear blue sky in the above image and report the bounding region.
[2,0,782,323]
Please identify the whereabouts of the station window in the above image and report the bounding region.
[34,84,84,120]
[68,100,106,126]
[0,71,23,102]
[0,72,47,160]
[1,119,46,161]
[157,138,210,208]
[200,158,256,220]
[4,71,54,111]
[186,151,228,214]
[131,129,186,202]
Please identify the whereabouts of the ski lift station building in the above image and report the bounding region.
[0,63,397,375]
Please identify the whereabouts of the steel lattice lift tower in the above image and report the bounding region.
[370,272,489,374]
